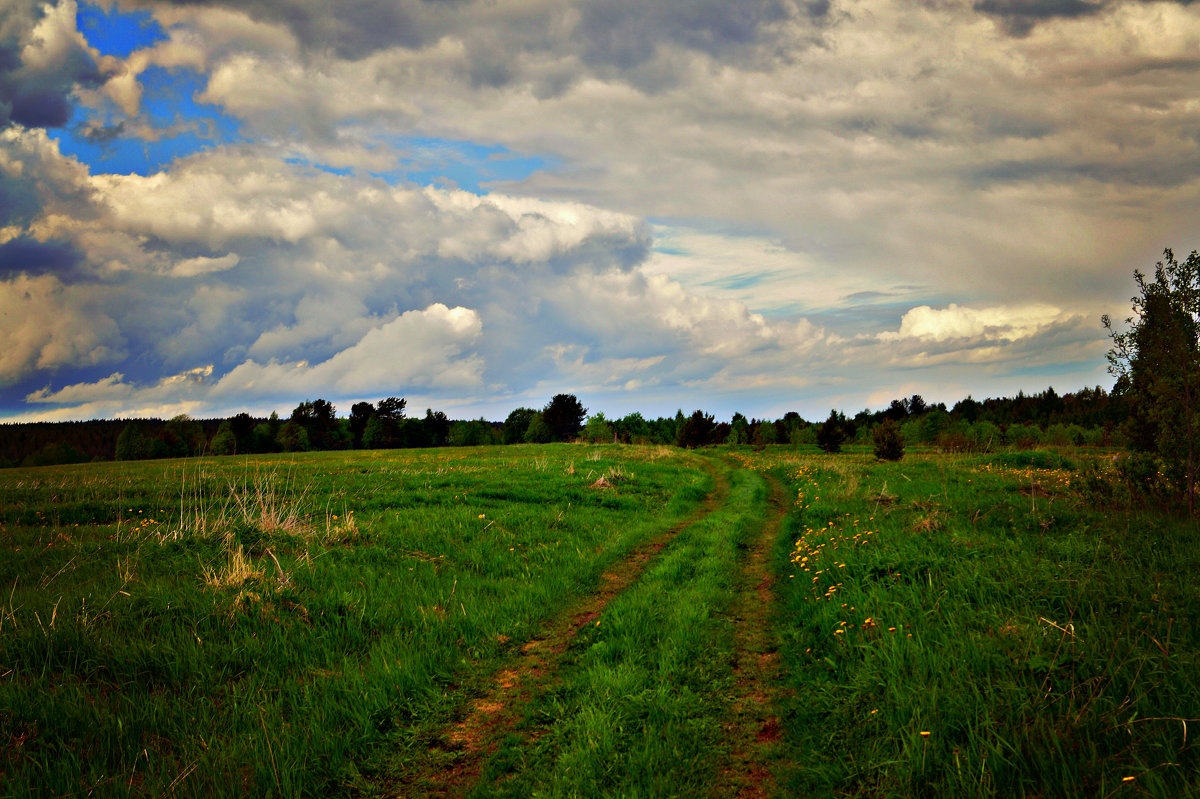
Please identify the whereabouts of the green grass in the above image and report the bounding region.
[2,444,1197,797]
[746,447,1200,797]
[0,445,708,797]
[474,461,769,798]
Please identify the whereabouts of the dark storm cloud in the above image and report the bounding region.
[0,168,40,224]
[969,154,1200,188]
[0,237,82,276]
[974,0,1105,36]
[137,0,443,56]
[576,0,789,69]
[138,0,798,91]
[0,1,110,130]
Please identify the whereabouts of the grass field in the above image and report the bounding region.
[1,444,1196,797]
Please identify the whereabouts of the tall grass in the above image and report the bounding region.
[754,448,1200,797]
[476,463,769,797]
[0,445,708,797]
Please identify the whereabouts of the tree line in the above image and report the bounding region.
[0,385,1126,468]
[2,247,1192,514]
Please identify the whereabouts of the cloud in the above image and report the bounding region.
[6,0,1187,422]
[28,370,136,404]
[0,272,124,383]
[215,303,484,399]
[170,252,239,277]
[974,0,1106,36]
[20,304,483,416]
[878,303,1074,343]
[0,235,80,275]
[19,365,214,421]
[1,0,113,130]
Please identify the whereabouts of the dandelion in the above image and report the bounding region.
[919,731,931,737]
[478,513,486,519]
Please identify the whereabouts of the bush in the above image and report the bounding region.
[582,413,615,444]
[1005,423,1043,449]
[276,421,310,452]
[21,442,87,467]
[970,421,1001,452]
[210,421,237,455]
[675,410,716,449]
[872,419,905,461]
[114,422,154,461]
[816,411,846,454]
[992,450,1077,470]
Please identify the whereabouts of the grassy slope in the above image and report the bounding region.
[474,461,771,798]
[0,445,708,797]
[745,447,1199,797]
[2,444,1197,798]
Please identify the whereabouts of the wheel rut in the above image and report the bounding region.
[716,466,789,799]
[388,455,731,798]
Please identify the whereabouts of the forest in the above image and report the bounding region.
[0,384,1121,469]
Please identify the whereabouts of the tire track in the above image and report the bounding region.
[716,465,789,799]
[387,455,731,798]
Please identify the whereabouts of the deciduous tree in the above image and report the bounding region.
[1104,248,1200,515]
[542,394,587,442]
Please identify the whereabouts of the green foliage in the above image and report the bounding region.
[523,412,552,443]
[503,407,537,444]
[1005,422,1043,449]
[114,422,154,461]
[675,409,716,448]
[348,401,374,447]
[871,418,905,460]
[252,416,279,453]
[21,441,87,467]
[1105,247,1200,515]
[581,412,614,444]
[210,420,237,455]
[163,414,205,457]
[752,419,778,446]
[275,420,310,452]
[727,412,750,445]
[290,399,339,450]
[618,411,651,444]
[448,418,496,446]
[816,410,846,453]
[361,415,384,449]
[542,394,587,442]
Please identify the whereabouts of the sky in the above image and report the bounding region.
[2,0,1197,424]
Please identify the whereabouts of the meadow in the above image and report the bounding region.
[0,444,1196,797]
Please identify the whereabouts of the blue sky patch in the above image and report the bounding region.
[372,136,558,192]
[283,158,353,177]
[77,2,166,58]
[702,271,772,291]
[53,66,241,175]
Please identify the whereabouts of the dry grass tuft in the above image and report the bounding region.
[201,544,264,589]
[913,509,945,533]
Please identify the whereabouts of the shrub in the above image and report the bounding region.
[872,419,905,461]
[1005,423,1043,449]
[211,421,237,455]
[582,413,615,444]
[816,411,846,454]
